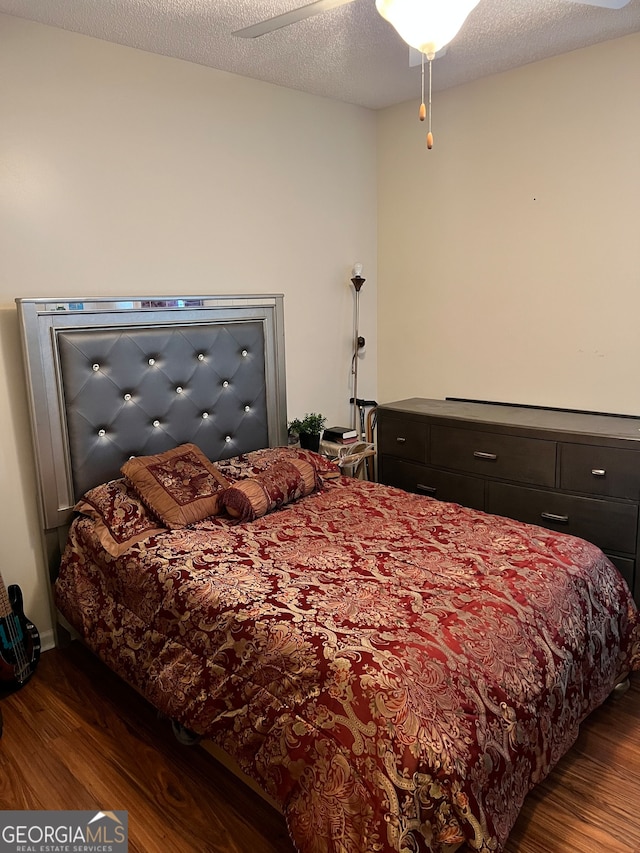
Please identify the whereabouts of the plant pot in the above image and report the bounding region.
[299,432,320,453]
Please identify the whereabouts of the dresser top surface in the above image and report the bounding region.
[378,398,640,443]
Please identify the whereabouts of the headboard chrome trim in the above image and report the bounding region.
[17,295,287,532]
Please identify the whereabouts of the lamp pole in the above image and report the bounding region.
[350,270,365,435]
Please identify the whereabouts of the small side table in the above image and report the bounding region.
[320,439,376,480]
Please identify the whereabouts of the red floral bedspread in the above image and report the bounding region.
[55,477,640,853]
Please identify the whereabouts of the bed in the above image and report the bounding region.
[17,296,640,853]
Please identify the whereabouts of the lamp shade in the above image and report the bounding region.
[375,0,481,57]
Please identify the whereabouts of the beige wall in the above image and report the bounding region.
[377,33,640,415]
[0,14,377,644]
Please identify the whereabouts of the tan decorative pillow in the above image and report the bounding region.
[75,478,166,557]
[220,459,318,522]
[121,443,230,529]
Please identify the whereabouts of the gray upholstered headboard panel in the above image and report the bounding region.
[17,295,287,536]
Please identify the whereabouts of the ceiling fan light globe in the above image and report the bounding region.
[375,0,481,55]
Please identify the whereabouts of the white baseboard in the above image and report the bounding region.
[39,628,56,652]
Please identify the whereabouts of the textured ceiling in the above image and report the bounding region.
[1,0,639,109]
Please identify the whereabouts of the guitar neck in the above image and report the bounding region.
[0,574,12,620]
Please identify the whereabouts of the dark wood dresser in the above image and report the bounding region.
[377,397,640,604]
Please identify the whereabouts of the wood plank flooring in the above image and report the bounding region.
[1,644,638,853]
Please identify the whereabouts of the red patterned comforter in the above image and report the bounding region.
[56,477,640,853]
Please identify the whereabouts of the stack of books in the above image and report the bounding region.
[323,426,358,444]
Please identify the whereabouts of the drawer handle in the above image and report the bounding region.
[473,451,497,461]
[417,484,437,495]
[541,512,569,524]
[396,437,406,444]
[591,468,606,477]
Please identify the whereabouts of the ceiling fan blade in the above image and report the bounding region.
[567,0,630,7]
[233,0,357,38]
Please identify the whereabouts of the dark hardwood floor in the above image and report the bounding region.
[1,644,638,853]
[0,643,293,853]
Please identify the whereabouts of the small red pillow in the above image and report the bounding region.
[75,478,166,557]
[220,459,318,522]
[121,443,230,529]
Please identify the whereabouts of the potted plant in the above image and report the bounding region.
[288,413,326,453]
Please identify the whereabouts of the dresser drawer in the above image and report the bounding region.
[380,458,485,510]
[487,481,638,554]
[377,416,427,463]
[560,443,640,500]
[431,426,556,487]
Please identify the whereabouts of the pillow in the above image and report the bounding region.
[220,458,318,522]
[215,446,341,483]
[121,443,230,529]
[74,479,166,558]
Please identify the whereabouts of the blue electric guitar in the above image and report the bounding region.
[0,572,40,688]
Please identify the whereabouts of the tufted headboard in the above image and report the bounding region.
[17,295,287,574]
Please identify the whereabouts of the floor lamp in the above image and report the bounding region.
[350,264,366,436]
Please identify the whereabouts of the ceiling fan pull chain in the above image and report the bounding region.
[419,51,426,121]
[427,57,434,149]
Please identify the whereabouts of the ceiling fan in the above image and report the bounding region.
[233,0,631,40]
